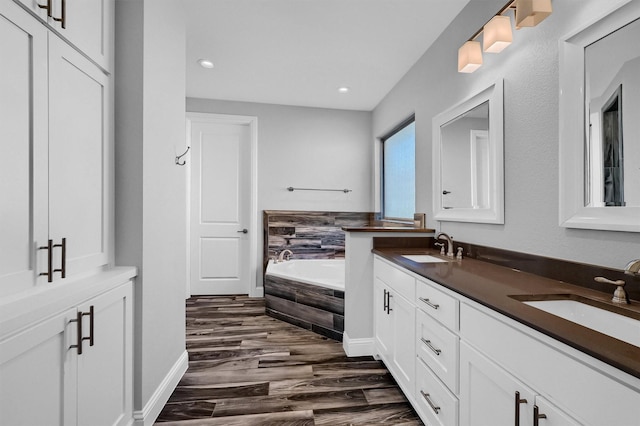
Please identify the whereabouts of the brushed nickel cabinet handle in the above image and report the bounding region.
[419,297,439,310]
[37,0,52,16]
[52,0,66,28]
[38,239,54,282]
[53,237,66,278]
[420,390,440,414]
[515,391,528,426]
[421,337,441,355]
[533,405,547,426]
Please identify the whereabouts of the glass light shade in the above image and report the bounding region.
[515,0,552,28]
[483,15,513,53]
[458,41,483,73]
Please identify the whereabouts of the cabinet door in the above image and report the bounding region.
[0,0,49,297]
[390,289,415,395]
[50,0,113,70]
[48,34,111,278]
[0,308,78,426]
[374,278,392,361]
[460,341,536,426]
[533,396,583,426]
[77,282,132,426]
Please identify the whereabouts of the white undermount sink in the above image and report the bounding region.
[523,299,640,348]
[401,254,449,263]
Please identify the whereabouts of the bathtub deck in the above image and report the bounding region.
[265,274,345,341]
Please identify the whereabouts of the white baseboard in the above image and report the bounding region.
[253,286,264,297]
[342,332,374,357]
[132,350,189,426]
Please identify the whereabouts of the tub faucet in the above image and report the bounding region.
[624,259,640,277]
[436,232,454,258]
[279,249,293,262]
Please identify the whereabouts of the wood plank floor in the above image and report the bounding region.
[155,295,423,425]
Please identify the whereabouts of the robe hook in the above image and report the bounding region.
[175,146,190,166]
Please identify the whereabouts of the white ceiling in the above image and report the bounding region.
[184,0,470,111]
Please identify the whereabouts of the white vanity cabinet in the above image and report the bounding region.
[372,255,640,426]
[1,0,112,299]
[0,276,133,426]
[460,301,640,426]
[13,0,113,71]
[373,257,416,396]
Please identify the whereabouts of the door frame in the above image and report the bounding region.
[185,112,259,298]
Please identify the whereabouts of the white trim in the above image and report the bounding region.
[342,332,374,357]
[185,112,259,295]
[432,79,504,224]
[132,350,188,426]
[558,0,640,232]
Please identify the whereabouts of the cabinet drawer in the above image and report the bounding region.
[416,308,459,394]
[415,356,459,426]
[374,257,415,300]
[416,278,459,331]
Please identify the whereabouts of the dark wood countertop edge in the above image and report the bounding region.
[342,227,435,233]
[372,248,640,381]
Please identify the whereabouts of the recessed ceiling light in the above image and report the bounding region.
[198,59,214,69]
[338,87,350,93]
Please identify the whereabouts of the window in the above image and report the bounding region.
[382,117,415,220]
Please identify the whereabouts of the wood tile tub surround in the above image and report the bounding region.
[265,274,345,341]
[263,211,373,266]
[372,242,640,379]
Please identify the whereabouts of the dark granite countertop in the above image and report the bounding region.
[343,226,435,233]
[372,247,640,380]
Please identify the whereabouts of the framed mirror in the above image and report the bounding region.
[432,80,504,223]
[559,0,640,232]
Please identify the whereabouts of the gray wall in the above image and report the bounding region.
[373,0,640,270]
[115,0,187,416]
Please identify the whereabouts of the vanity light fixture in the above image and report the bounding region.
[483,15,513,53]
[338,86,350,93]
[197,59,214,69]
[457,0,552,73]
[458,41,483,73]
[515,0,553,28]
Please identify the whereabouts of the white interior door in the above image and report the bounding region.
[189,117,253,295]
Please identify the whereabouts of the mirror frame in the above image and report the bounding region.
[432,79,504,224]
[559,0,640,232]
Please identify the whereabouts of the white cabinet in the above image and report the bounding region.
[460,302,639,425]
[0,0,112,299]
[14,0,113,70]
[0,279,133,426]
[48,34,111,278]
[373,258,416,396]
[0,308,76,425]
[460,341,537,426]
[0,0,49,297]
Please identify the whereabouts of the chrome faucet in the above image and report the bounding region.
[436,232,454,258]
[278,249,293,262]
[624,259,640,277]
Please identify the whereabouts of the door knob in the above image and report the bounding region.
[237,229,248,234]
